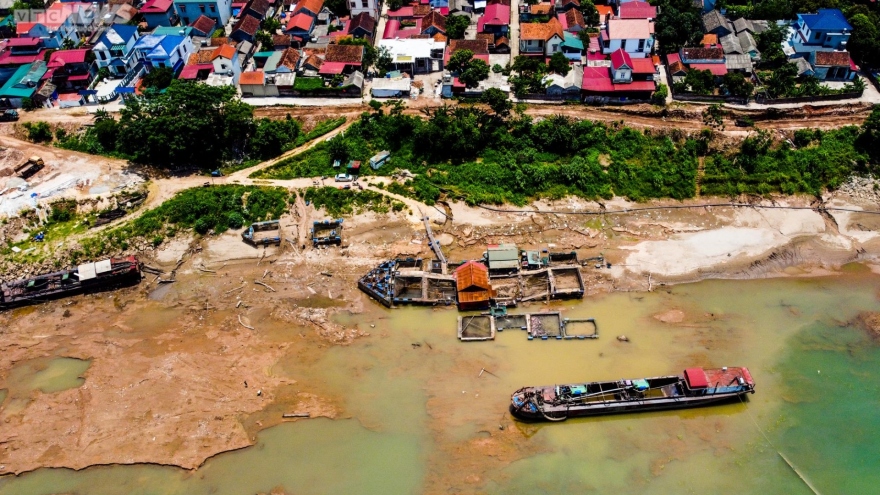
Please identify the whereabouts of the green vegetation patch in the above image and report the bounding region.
[293,78,325,91]
[304,186,402,216]
[74,185,291,262]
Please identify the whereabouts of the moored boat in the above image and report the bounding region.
[510,367,755,422]
[0,256,141,310]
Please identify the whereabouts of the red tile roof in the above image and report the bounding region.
[293,0,324,15]
[564,9,585,29]
[325,43,363,63]
[212,43,237,60]
[349,12,375,34]
[412,4,431,16]
[617,1,657,19]
[286,12,314,31]
[610,48,632,70]
[420,10,446,33]
[302,53,323,69]
[46,49,89,68]
[278,47,302,69]
[448,38,490,55]
[530,3,553,15]
[814,51,850,67]
[239,71,265,85]
[690,63,727,76]
[190,15,217,35]
[141,0,173,13]
[520,17,564,41]
[233,14,261,36]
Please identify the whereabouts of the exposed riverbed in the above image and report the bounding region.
[2,267,879,494]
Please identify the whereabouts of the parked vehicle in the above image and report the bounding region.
[334,173,353,182]
[0,109,19,122]
[15,156,43,179]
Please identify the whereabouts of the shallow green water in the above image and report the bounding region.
[2,274,880,494]
[4,357,91,395]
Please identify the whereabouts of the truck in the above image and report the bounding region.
[15,156,44,179]
[241,220,282,246]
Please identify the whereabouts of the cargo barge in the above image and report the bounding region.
[0,256,141,309]
[510,367,755,422]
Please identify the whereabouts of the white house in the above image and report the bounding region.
[93,24,141,77]
[210,43,241,84]
[600,19,654,58]
[132,34,195,72]
[519,17,564,56]
[349,0,378,22]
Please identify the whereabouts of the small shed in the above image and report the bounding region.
[369,150,390,170]
[347,160,361,175]
[455,260,493,310]
[371,77,412,98]
[486,244,519,274]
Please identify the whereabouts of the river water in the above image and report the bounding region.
[2,269,879,494]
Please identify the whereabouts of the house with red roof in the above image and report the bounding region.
[581,47,656,100]
[231,14,261,42]
[557,8,584,33]
[600,18,654,58]
[519,17,564,57]
[319,44,363,76]
[44,48,95,91]
[141,0,179,28]
[189,15,218,37]
[420,10,446,36]
[15,2,93,49]
[0,37,49,67]
[478,3,510,37]
[285,12,316,42]
[617,1,656,20]
[348,12,376,40]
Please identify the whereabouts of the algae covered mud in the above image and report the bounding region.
[2,271,880,494]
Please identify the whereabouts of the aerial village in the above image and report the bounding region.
[0,0,871,105]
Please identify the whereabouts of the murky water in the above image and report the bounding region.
[2,357,91,395]
[2,273,880,494]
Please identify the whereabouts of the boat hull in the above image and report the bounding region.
[509,390,752,421]
[510,367,756,422]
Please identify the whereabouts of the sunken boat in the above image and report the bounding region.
[0,256,141,309]
[510,367,755,422]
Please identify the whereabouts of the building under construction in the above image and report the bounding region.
[358,258,456,308]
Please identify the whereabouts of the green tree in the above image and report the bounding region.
[651,83,668,105]
[858,105,880,166]
[681,69,714,95]
[580,0,600,26]
[255,30,273,49]
[446,15,470,40]
[447,49,474,73]
[23,121,52,142]
[248,116,301,159]
[93,119,119,151]
[116,81,256,167]
[755,21,787,68]
[460,59,489,88]
[653,0,703,54]
[61,38,76,50]
[848,14,880,70]
[548,52,570,76]
[142,67,174,90]
[261,16,281,32]
[386,0,404,10]
[375,45,393,75]
[765,62,797,98]
[481,87,512,117]
[722,72,754,97]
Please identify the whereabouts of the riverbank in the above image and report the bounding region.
[2,175,880,478]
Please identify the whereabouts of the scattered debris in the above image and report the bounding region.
[254,280,276,292]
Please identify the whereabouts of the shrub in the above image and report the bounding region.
[23,121,52,142]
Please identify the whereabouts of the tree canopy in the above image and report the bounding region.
[548,52,571,76]
[653,0,703,54]
[446,15,470,39]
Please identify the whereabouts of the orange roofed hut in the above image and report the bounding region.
[455,261,494,311]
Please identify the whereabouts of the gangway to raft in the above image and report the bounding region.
[420,209,447,274]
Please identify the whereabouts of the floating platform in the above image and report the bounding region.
[458,311,598,342]
[458,315,496,341]
[311,218,343,247]
[358,258,456,308]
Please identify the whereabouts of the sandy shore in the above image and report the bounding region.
[2,178,880,476]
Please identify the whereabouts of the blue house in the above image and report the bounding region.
[132,34,194,73]
[93,24,141,77]
[174,0,232,28]
[140,0,179,28]
[789,9,851,54]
